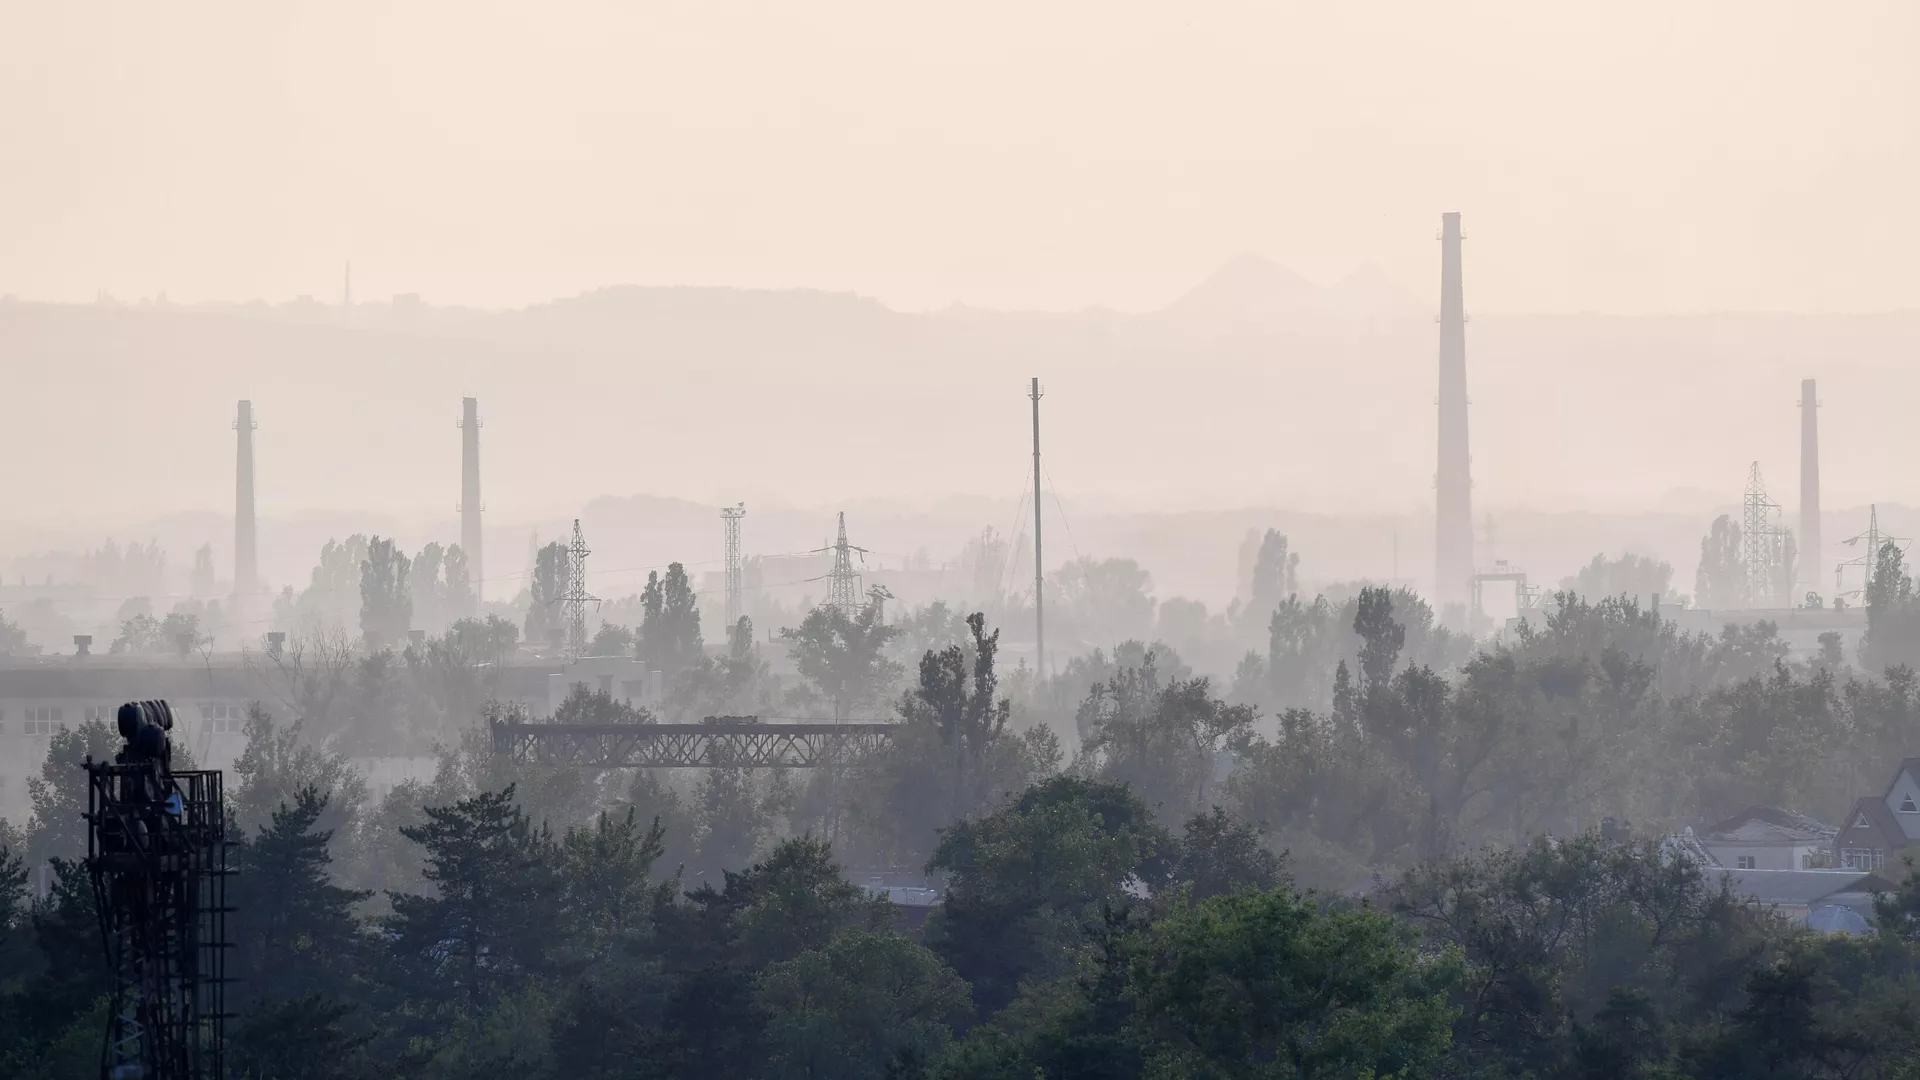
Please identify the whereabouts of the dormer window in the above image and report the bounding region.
[1902,796,1918,813]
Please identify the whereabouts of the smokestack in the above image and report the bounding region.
[1801,378,1822,594]
[461,397,484,601]
[1435,212,1474,613]
[234,400,257,593]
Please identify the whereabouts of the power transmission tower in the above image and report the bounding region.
[1837,504,1909,603]
[722,503,746,630]
[822,512,867,618]
[1031,377,1045,678]
[1741,462,1791,608]
[563,518,597,656]
[866,583,893,622]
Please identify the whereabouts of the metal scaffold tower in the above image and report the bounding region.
[822,512,868,618]
[1742,462,1793,608]
[85,700,232,1080]
[722,503,746,630]
[563,519,598,656]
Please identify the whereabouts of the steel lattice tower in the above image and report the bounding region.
[722,503,746,629]
[1837,505,1908,601]
[1742,462,1787,608]
[86,701,231,1080]
[825,512,866,618]
[563,518,597,656]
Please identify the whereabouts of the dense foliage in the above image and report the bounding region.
[16,531,1920,1078]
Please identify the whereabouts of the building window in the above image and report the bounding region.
[1843,847,1886,871]
[23,706,63,736]
[1737,856,1756,870]
[202,704,246,736]
[85,705,113,724]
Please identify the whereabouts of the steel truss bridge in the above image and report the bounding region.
[490,718,898,768]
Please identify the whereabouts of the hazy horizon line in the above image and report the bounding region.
[12,272,1920,323]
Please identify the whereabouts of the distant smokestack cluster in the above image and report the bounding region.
[1435,212,1473,612]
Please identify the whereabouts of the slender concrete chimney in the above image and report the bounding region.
[1435,213,1474,613]
[461,397,484,601]
[1801,378,1822,594]
[234,400,257,593]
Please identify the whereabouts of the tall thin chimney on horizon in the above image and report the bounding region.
[234,400,257,594]
[461,397,484,601]
[1435,212,1474,614]
[1801,378,1822,596]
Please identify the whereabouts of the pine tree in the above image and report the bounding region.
[232,786,371,1002]
[384,786,559,1009]
[559,808,669,940]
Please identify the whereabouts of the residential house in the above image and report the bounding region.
[1834,758,1920,871]
[1696,806,1838,870]
[1716,867,1892,923]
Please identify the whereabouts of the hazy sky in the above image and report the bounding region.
[4,1,1917,314]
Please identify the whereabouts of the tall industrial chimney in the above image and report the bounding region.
[1435,212,1474,614]
[234,400,257,593]
[1800,378,1821,596]
[461,397,484,600]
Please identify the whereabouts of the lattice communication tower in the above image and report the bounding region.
[84,699,231,1080]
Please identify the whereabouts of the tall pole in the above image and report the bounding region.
[1031,378,1045,678]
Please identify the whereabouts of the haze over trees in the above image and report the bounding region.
[9,525,1920,1078]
